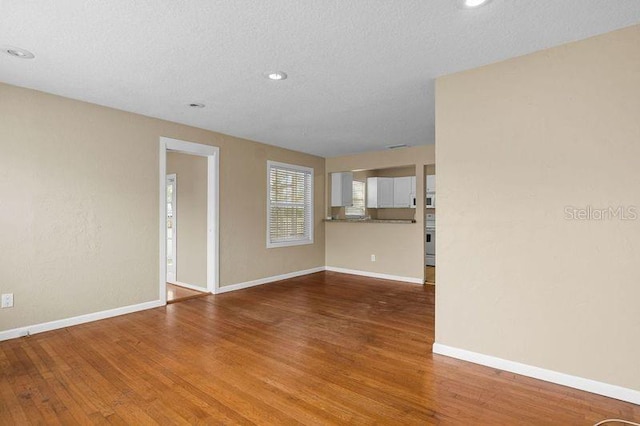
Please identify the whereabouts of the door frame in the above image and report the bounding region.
[159,137,219,304]
[165,173,177,283]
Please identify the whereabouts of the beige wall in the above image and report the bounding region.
[167,152,207,288]
[371,165,415,178]
[436,25,640,391]
[0,83,325,331]
[325,145,435,280]
[425,164,435,176]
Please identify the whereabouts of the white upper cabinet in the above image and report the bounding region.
[366,177,394,208]
[367,176,416,208]
[378,178,395,207]
[393,177,412,208]
[410,176,416,208]
[366,177,378,208]
[331,172,353,207]
[426,174,436,193]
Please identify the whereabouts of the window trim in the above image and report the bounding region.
[266,160,314,249]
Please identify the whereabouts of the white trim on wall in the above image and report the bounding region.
[159,140,168,304]
[0,300,164,342]
[215,267,325,294]
[208,152,220,295]
[266,160,314,249]
[432,343,640,405]
[0,268,422,342]
[159,137,220,300]
[325,266,423,284]
[166,173,177,283]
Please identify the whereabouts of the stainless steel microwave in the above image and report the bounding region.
[426,192,436,208]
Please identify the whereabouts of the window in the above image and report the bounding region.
[345,180,365,217]
[267,161,314,248]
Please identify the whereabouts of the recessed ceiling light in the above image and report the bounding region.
[462,0,490,8]
[188,103,205,108]
[266,71,287,81]
[1,46,35,59]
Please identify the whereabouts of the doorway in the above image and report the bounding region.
[166,174,177,283]
[159,137,219,304]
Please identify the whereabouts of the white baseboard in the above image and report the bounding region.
[325,266,423,284]
[0,300,164,342]
[215,267,326,294]
[168,280,209,293]
[0,267,418,341]
[432,343,640,405]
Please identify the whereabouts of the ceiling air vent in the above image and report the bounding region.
[386,144,408,150]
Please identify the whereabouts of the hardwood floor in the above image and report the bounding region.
[167,283,208,304]
[425,265,436,284]
[1,271,638,424]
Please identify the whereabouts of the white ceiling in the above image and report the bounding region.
[1,1,639,157]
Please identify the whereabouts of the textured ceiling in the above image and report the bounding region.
[1,1,639,157]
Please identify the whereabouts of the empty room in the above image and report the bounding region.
[1,1,639,424]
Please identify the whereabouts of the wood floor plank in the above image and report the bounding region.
[0,374,30,426]
[1,271,639,425]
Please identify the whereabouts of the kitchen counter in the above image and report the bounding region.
[323,219,416,224]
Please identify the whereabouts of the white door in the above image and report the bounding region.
[166,174,177,283]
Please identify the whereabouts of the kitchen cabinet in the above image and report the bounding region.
[426,174,436,193]
[331,172,353,207]
[367,176,416,208]
[393,176,415,208]
[366,177,394,208]
[410,176,416,208]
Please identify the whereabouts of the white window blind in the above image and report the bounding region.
[267,161,314,248]
[345,180,365,217]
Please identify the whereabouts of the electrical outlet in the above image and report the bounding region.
[1,293,14,308]
[370,254,376,262]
